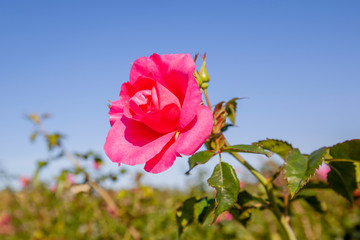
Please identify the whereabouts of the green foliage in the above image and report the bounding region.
[47,133,64,150]
[329,139,360,161]
[176,197,216,236]
[225,98,239,126]
[328,161,357,203]
[186,150,216,174]
[223,144,272,157]
[208,162,240,221]
[293,190,324,213]
[284,147,326,197]
[176,197,197,236]
[254,139,293,159]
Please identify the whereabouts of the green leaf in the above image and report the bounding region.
[237,190,267,206]
[186,151,216,174]
[208,162,240,221]
[293,190,324,213]
[254,139,293,159]
[176,197,215,235]
[223,144,272,158]
[229,208,252,226]
[176,197,196,236]
[284,147,326,197]
[194,197,215,224]
[328,161,357,203]
[225,98,239,125]
[47,133,63,150]
[329,139,360,161]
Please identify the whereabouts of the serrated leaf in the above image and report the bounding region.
[285,147,326,197]
[208,162,240,221]
[254,139,293,159]
[328,161,357,203]
[186,151,216,174]
[223,144,272,157]
[329,139,360,161]
[176,197,196,236]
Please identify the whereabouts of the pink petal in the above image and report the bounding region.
[133,103,180,133]
[104,117,175,165]
[176,105,213,155]
[130,56,163,84]
[151,53,200,129]
[144,138,177,174]
[109,99,124,126]
[156,81,181,109]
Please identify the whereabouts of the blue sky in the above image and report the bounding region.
[1,1,359,189]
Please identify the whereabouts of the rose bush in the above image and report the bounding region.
[104,53,213,173]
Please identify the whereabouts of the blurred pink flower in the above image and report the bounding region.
[93,161,100,170]
[0,213,15,235]
[239,181,246,188]
[66,173,75,184]
[215,211,233,223]
[49,183,57,192]
[316,164,331,182]
[19,176,30,188]
[104,53,213,173]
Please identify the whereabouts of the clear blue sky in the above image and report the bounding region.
[1,1,359,189]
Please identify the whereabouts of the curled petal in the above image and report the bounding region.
[176,105,214,155]
[104,117,175,165]
[130,57,163,84]
[109,99,124,126]
[133,104,180,133]
[144,138,177,174]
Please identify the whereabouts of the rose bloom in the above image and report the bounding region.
[104,53,213,173]
[19,176,30,188]
[315,163,331,182]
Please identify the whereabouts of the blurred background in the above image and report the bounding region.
[1,1,359,189]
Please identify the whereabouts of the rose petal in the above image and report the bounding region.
[151,53,200,129]
[156,81,181,109]
[104,117,175,165]
[133,103,180,133]
[144,138,177,174]
[176,105,213,155]
[130,56,163,84]
[109,99,124,126]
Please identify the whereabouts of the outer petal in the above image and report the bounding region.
[144,138,177,174]
[176,105,214,155]
[130,56,163,84]
[109,99,123,126]
[104,117,175,165]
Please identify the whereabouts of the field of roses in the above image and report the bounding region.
[1,53,359,240]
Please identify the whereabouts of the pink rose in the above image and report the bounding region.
[19,176,30,188]
[315,163,331,182]
[104,53,213,173]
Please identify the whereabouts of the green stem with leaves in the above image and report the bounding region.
[203,91,297,240]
